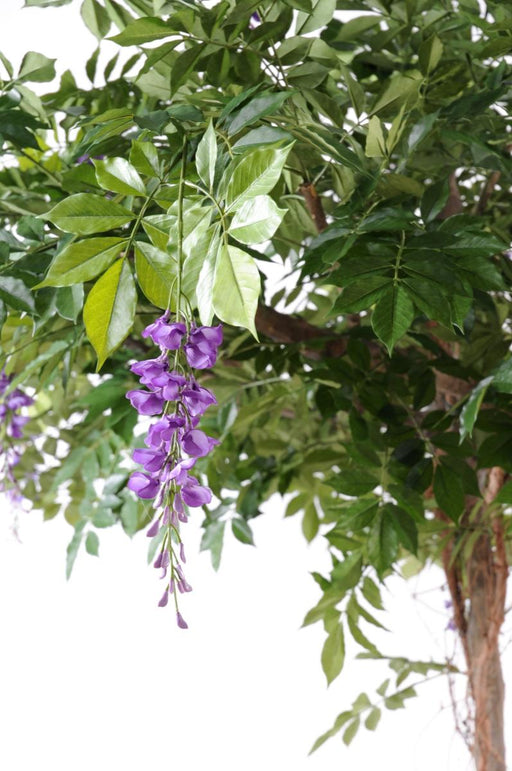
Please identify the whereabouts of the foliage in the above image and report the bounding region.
[1,0,512,757]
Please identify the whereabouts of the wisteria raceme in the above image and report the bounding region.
[0,370,34,514]
[126,314,222,628]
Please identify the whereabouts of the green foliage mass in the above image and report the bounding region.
[1,0,512,754]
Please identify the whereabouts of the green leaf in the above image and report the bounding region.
[365,116,386,158]
[321,622,345,685]
[228,91,292,135]
[231,517,255,545]
[200,520,225,570]
[83,259,137,369]
[109,16,171,45]
[196,120,217,192]
[296,0,335,33]
[328,468,378,496]
[332,276,389,314]
[17,52,56,83]
[45,194,134,235]
[388,504,418,554]
[66,523,85,579]
[197,236,221,326]
[226,144,292,209]
[371,71,422,116]
[364,708,381,731]
[212,245,260,338]
[130,139,160,177]
[56,285,84,322]
[81,0,111,39]
[0,277,35,313]
[372,284,415,354]
[433,461,465,521]
[85,530,100,556]
[492,359,512,394]
[4,340,69,397]
[170,44,205,94]
[93,157,146,196]
[134,242,176,309]
[342,717,360,746]
[368,510,399,577]
[36,237,127,287]
[302,501,320,542]
[230,195,286,244]
[459,376,493,441]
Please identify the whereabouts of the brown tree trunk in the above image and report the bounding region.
[466,528,507,771]
[442,469,508,771]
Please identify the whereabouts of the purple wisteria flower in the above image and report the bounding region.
[0,371,34,514]
[126,314,222,628]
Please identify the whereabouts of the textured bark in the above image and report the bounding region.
[467,527,506,771]
[441,470,508,771]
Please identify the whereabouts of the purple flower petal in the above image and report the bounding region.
[181,428,219,458]
[176,611,188,629]
[146,519,160,538]
[127,471,159,499]
[181,476,212,507]
[158,590,169,607]
[142,318,187,350]
[133,447,167,473]
[126,389,165,416]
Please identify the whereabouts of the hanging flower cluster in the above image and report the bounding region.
[126,313,222,628]
[0,370,34,513]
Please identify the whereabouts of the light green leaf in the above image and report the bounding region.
[302,501,320,542]
[109,16,171,45]
[365,708,381,731]
[134,242,176,309]
[85,530,100,556]
[230,195,286,244]
[200,520,225,570]
[45,194,134,235]
[36,237,127,287]
[142,214,174,250]
[459,375,493,441]
[83,259,137,369]
[232,517,255,545]
[296,0,335,33]
[66,523,85,579]
[196,120,217,192]
[17,51,56,83]
[196,235,221,326]
[226,144,293,210]
[372,284,415,354]
[212,245,260,338]
[81,0,111,39]
[93,157,146,196]
[321,622,345,685]
[130,139,160,177]
[365,116,386,158]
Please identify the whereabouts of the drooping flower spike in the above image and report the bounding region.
[0,371,34,517]
[126,314,222,628]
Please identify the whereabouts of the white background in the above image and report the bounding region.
[0,2,509,770]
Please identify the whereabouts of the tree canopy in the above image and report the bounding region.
[1,0,511,768]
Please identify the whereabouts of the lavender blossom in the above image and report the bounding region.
[0,372,34,515]
[126,314,222,627]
